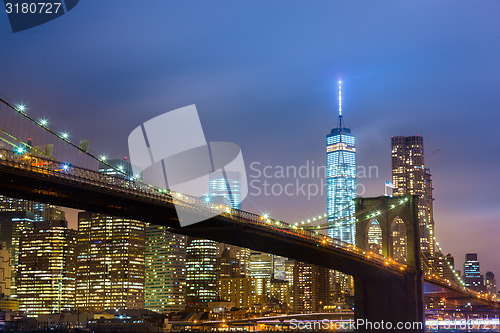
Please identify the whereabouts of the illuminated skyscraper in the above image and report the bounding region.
[218,277,268,309]
[145,225,186,313]
[186,238,217,304]
[463,253,484,292]
[292,262,329,313]
[0,195,64,222]
[326,80,356,243]
[17,220,76,315]
[218,246,244,279]
[75,212,145,312]
[208,171,242,209]
[485,272,497,297]
[0,242,11,297]
[273,255,287,280]
[249,252,273,279]
[391,136,434,254]
[0,211,35,299]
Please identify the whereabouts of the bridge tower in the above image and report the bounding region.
[354,195,424,332]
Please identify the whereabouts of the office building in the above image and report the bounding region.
[326,80,356,243]
[293,262,329,313]
[17,220,76,315]
[0,242,11,297]
[0,211,36,298]
[391,135,435,255]
[186,238,218,304]
[284,259,295,310]
[273,255,287,280]
[270,279,289,309]
[75,212,145,312]
[145,224,186,313]
[249,252,273,279]
[463,253,484,292]
[218,247,244,279]
[0,195,33,214]
[208,170,243,210]
[0,198,65,299]
[0,195,64,222]
[485,271,496,297]
[218,277,268,309]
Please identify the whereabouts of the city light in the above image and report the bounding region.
[61,132,69,139]
[17,103,26,112]
[39,118,48,126]
[99,154,107,161]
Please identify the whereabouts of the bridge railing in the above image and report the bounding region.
[0,148,406,273]
[0,148,175,203]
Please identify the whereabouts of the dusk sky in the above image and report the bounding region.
[1,1,499,276]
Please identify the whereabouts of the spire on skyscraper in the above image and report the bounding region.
[327,77,356,244]
[338,79,343,128]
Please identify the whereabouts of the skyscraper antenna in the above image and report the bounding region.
[338,79,343,128]
[338,79,342,116]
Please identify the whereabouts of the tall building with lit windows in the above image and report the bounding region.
[391,135,434,255]
[186,238,218,305]
[292,262,329,313]
[249,252,273,279]
[145,225,186,313]
[0,203,64,299]
[0,242,11,298]
[17,220,76,315]
[463,253,484,292]
[0,211,35,299]
[218,277,268,309]
[326,80,356,243]
[485,272,497,297]
[0,195,64,222]
[208,171,243,209]
[75,212,145,312]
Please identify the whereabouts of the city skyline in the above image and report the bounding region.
[0,99,497,328]
[0,0,498,286]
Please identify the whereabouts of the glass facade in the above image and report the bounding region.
[463,253,483,291]
[145,225,186,313]
[186,238,217,303]
[17,220,76,315]
[75,212,145,312]
[208,170,242,209]
[326,128,356,243]
[391,135,434,255]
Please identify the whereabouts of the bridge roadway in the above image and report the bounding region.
[0,150,492,331]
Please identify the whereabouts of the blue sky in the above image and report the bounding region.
[1,0,499,276]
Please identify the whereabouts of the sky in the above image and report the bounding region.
[0,1,499,277]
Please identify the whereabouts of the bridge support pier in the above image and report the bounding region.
[354,195,425,332]
[354,273,424,332]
